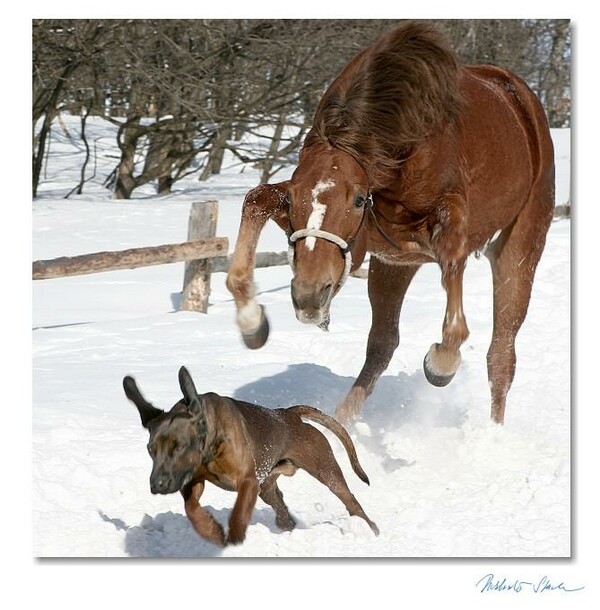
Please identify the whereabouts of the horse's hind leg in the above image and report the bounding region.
[485,190,553,424]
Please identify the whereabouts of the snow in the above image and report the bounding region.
[32,116,571,560]
[19,103,596,607]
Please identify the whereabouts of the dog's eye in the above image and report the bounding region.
[285,191,292,207]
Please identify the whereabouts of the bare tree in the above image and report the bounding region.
[33,20,112,197]
[438,19,570,126]
[32,19,570,200]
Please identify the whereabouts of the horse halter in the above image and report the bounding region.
[287,192,373,292]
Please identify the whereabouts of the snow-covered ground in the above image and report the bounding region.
[32,117,571,558]
[24,110,597,607]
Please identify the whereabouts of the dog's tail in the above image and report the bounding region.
[288,405,370,485]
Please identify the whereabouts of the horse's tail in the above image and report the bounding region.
[288,405,370,485]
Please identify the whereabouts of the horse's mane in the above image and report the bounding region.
[306,21,463,189]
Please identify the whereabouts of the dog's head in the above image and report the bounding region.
[123,366,209,495]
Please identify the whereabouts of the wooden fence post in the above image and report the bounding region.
[181,201,218,313]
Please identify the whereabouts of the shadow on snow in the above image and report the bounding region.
[102,505,308,558]
[232,362,469,433]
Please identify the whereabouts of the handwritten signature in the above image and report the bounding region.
[476,573,585,594]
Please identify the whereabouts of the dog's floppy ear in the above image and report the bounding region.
[178,366,204,416]
[123,376,164,429]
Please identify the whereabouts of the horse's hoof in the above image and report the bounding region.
[241,305,270,349]
[423,362,456,387]
[423,343,460,387]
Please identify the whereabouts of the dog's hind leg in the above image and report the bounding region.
[227,476,260,545]
[290,426,379,536]
[260,472,296,531]
[181,481,226,547]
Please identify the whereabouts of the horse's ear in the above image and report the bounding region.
[178,366,204,416]
[123,376,164,429]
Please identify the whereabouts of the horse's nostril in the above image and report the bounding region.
[320,282,334,307]
[291,280,333,318]
[290,280,299,310]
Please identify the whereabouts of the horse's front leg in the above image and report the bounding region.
[226,182,289,349]
[336,257,420,423]
[423,194,470,386]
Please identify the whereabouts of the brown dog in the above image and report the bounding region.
[123,366,379,546]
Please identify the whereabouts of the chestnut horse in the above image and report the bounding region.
[226,22,555,425]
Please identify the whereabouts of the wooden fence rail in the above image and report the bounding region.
[210,251,289,274]
[209,252,367,277]
[32,237,228,280]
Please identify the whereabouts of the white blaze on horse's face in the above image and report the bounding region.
[305,179,335,251]
[287,145,369,329]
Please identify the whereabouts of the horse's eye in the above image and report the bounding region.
[354,194,366,208]
[285,191,292,206]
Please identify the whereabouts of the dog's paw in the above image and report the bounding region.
[340,515,380,538]
[275,515,296,532]
[215,532,227,547]
[226,530,247,546]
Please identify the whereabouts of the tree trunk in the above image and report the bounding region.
[32,62,77,198]
[157,175,174,194]
[544,21,571,127]
[260,119,286,184]
[76,108,91,195]
[114,118,140,199]
[199,124,232,181]
[144,123,173,194]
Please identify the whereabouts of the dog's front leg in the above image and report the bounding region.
[181,481,226,547]
[227,477,260,545]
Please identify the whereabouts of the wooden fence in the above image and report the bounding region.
[32,200,294,313]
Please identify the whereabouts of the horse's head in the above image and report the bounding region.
[287,142,370,329]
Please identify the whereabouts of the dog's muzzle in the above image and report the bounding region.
[150,472,182,495]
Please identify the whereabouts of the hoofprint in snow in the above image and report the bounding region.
[33,117,570,557]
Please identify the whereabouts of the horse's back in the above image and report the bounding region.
[454,65,554,237]
[462,64,554,189]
